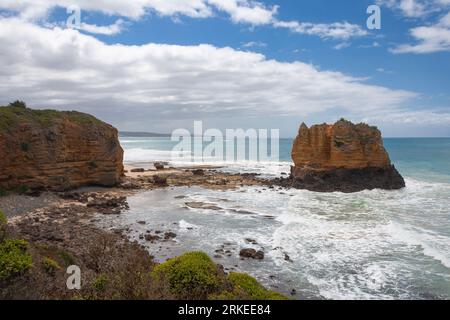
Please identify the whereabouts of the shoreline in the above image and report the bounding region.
[0,163,292,299]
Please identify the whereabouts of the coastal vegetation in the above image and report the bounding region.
[0,209,286,300]
[0,104,103,132]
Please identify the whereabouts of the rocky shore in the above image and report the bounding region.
[0,165,289,300]
[0,105,408,300]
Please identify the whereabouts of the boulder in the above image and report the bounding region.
[288,119,405,192]
[239,248,264,260]
[154,162,165,170]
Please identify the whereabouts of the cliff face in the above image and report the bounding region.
[289,119,405,192]
[292,120,391,171]
[0,107,124,191]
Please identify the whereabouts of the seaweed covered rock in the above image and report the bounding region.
[0,106,124,191]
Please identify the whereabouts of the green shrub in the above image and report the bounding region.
[41,257,61,276]
[92,274,109,292]
[152,251,224,299]
[0,239,33,281]
[213,273,288,300]
[0,188,7,197]
[8,100,27,108]
[0,210,7,242]
[58,250,75,266]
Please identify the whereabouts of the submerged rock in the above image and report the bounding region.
[185,202,222,211]
[285,119,405,193]
[239,248,264,260]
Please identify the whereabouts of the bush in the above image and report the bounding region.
[92,274,109,292]
[58,250,75,266]
[0,239,33,281]
[8,100,27,108]
[229,273,288,300]
[41,257,61,276]
[211,273,288,300]
[152,251,224,299]
[0,210,7,242]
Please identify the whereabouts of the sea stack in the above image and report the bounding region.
[289,119,405,193]
[0,106,124,191]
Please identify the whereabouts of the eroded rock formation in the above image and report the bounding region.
[288,119,405,192]
[0,106,124,191]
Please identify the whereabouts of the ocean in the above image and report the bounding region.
[104,137,450,300]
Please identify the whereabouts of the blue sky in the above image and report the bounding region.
[0,0,449,137]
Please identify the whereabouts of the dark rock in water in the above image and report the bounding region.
[153,175,168,186]
[245,238,258,245]
[239,248,264,260]
[130,168,145,173]
[145,234,161,242]
[154,162,165,170]
[164,232,177,240]
[285,119,405,193]
[192,169,205,176]
[284,253,293,263]
[185,202,222,211]
[274,166,405,193]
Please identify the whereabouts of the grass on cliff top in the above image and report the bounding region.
[0,105,105,132]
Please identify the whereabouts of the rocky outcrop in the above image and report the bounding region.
[0,106,124,191]
[287,119,405,192]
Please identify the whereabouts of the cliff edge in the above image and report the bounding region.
[0,106,124,191]
[288,119,405,192]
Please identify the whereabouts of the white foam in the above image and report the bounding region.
[179,220,199,231]
[386,222,450,269]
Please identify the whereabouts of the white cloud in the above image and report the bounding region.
[377,0,449,18]
[0,0,367,40]
[391,12,450,53]
[242,41,267,48]
[207,0,277,25]
[273,20,368,40]
[376,67,394,74]
[80,19,126,35]
[333,42,351,50]
[359,41,381,48]
[0,17,435,129]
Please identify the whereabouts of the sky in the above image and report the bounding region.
[0,0,449,137]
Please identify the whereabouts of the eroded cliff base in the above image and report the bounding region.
[273,165,405,193]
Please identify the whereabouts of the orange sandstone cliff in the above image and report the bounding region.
[0,106,124,192]
[286,119,405,192]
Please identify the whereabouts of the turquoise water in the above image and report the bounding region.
[121,137,450,183]
[115,137,450,300]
